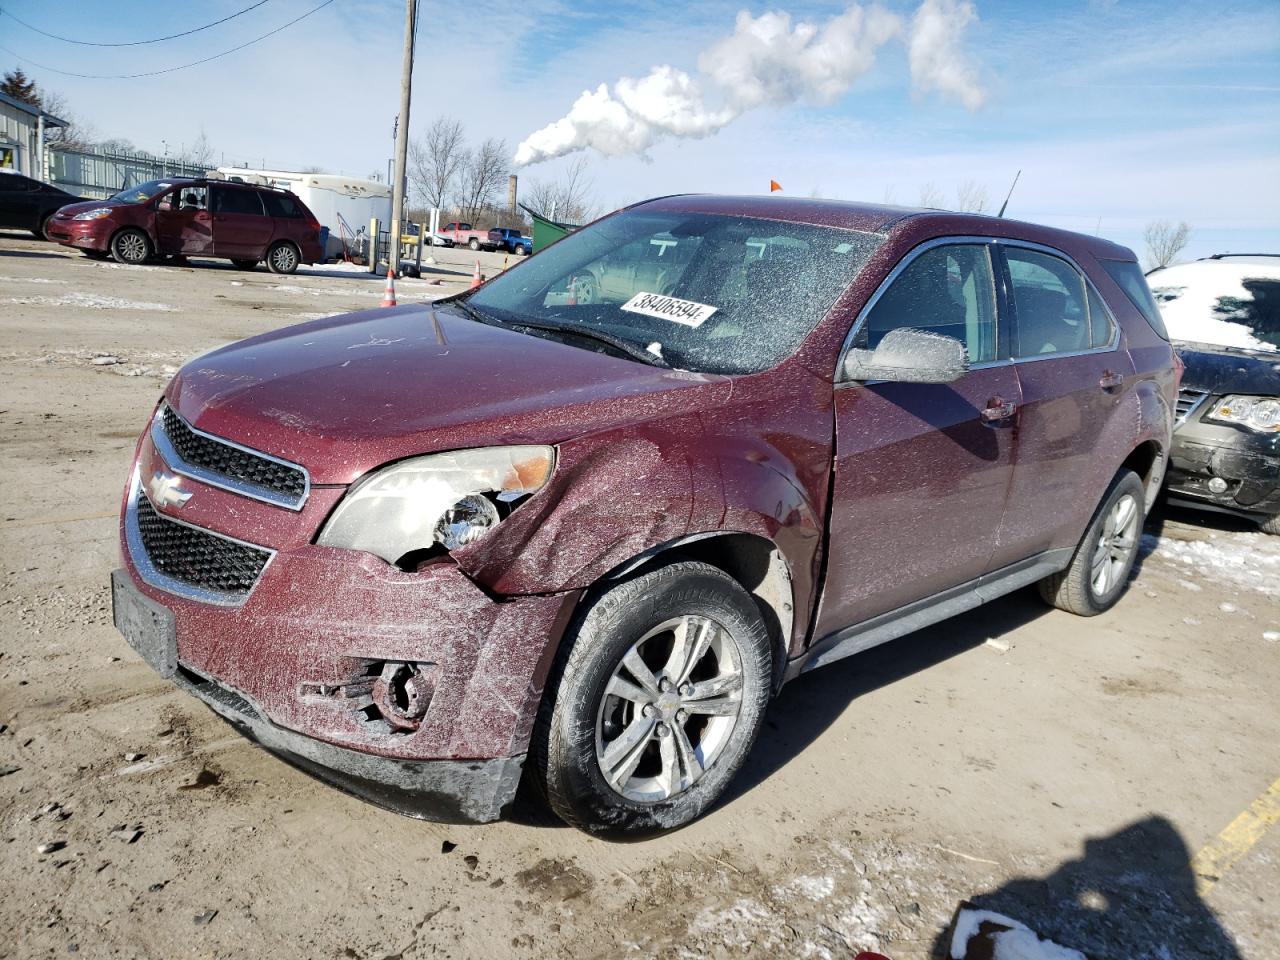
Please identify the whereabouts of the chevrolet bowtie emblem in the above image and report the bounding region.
[148,470,193,509]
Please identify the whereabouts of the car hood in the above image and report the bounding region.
[53,198,128,217]
[1175,340,1280,396]
[166,303,729,485]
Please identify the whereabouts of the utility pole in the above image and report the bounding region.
[388,0,417,276]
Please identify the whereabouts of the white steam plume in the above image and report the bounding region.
[909,0,986,110]
[514,1,987,167]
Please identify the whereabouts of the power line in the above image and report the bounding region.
[0,0,336,79]
[0,1,274,47]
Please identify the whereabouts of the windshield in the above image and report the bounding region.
[1146,260,1280,353]
[466,209,883,374]
[110,179,184,204]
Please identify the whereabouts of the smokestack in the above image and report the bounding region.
[507,175,518,215]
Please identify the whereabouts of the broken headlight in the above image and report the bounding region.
[1205,396,1280,433]
[317,446,555,565]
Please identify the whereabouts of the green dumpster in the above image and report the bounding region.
[520,204,580,253]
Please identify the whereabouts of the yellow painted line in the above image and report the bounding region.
[3,511,116,529]
[1192,776,1280,895]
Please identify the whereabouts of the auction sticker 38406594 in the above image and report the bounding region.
[620,292,718,327]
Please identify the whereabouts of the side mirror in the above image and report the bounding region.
[842,327,969,384]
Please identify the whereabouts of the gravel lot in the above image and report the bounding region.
[2,232,1277,959]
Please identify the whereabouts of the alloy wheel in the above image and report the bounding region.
[117,232,147,262]
[271,244,298,272]
[595,615,743,803]
[1090,493,1139,597]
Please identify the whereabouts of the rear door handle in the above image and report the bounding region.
[1099,370,1124,392]
[981,397,1017,423]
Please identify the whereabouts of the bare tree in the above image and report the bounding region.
[1144,220,1191,269]
[180,128,215,168]
[955,180,988,213]
[409,116,466,211]
[918,181,944,208]
[456,137,509,222]
[523,156,596,223]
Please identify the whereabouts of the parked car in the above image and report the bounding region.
[438,220,497,251]
[0,171,84,239]
[47,178,324,272]
[1146,255,1280,533]
[488,227,532,256]
[111,196,1176,835]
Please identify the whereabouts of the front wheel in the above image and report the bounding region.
[1038,469,1145,616]
[265,242,299,274]
[1259,514,1280,536]
[532,561,772,836]
[110,228,151,265]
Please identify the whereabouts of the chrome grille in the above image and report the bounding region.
[153,404,308,510]
[1175,387,1211,425]
[130,485,272,603]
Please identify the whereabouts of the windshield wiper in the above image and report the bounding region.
[450,297,500,327]
[508,319,670,368]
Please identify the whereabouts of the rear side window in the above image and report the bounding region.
[261,192,302,218]
[1005,248,1090,357]
[213,187,265,216]
[861,243,998,364]
[1086,283,1116,348]
[1099,259,1169,340]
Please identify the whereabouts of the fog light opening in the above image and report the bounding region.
[371,661,437,732]
[1207,476,1229,494]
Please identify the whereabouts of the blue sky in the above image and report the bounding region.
[3,0,1277,260]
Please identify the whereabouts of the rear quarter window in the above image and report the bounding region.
[1099,259,1169,340]
[261,192,301,218]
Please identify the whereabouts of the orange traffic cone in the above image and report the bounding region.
[380,267,397,308]
[470,260,483,289]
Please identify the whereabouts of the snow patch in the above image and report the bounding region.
[1148,260,1279,352]
[6,292,176,311]
[775,874,835,902]
[1141,532,1280,595]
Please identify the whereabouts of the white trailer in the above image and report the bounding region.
[214,167,391,259]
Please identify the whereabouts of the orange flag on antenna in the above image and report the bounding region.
[769,180,783,192]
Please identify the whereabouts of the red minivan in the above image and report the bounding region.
[110,196,1178,835]
[47,177,324,273]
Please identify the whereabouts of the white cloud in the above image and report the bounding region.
[514,2,981,167]
[907,0,986,110]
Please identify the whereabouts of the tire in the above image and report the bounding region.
[1038,469,1145,616]
[532,561,772,836]
[265,242,300,274]
[230,259,258,271]
[468,237,481,251]
[572,273,598,304]
[1259,514,1280,536]
[110,228,151,265]
[517,245,530,257]
[33,213,54,241]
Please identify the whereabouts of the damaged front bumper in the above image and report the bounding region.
[1166,418,1280,523]
[112,431,579,822]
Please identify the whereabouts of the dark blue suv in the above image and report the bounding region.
[488,227,531,256]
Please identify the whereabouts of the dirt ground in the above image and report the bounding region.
[1,232,1278,960]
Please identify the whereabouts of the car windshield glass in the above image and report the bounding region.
[110,180,182,204]
[1145,261,1280,352]
[467,209,882,374]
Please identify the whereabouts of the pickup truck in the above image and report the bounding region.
[488,227,532,256]
[438,221,496,251]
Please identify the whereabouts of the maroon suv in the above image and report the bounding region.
[48,177,323,273]
[111,196,1176,835]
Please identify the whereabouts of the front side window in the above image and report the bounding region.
[212,187,265,216]
[855,243,998,365]
[158,185,207,212]
[466,209,883,374]
[1006,248,1090,357]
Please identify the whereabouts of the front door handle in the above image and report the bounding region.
[1099,370,1124,392]
[981,397,1017,423]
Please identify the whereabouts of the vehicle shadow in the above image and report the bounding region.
[723,586,1051,804]
[928,815,1243,959]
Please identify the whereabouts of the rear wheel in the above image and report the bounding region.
[230,259,258,271]
[33,213,54,241]
[468,237,481,251]
[532,561,772,836]
[110,228,151,265]
[1259,514,1280,536]
[265,242,299,274]
[1038,469,1145,616]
